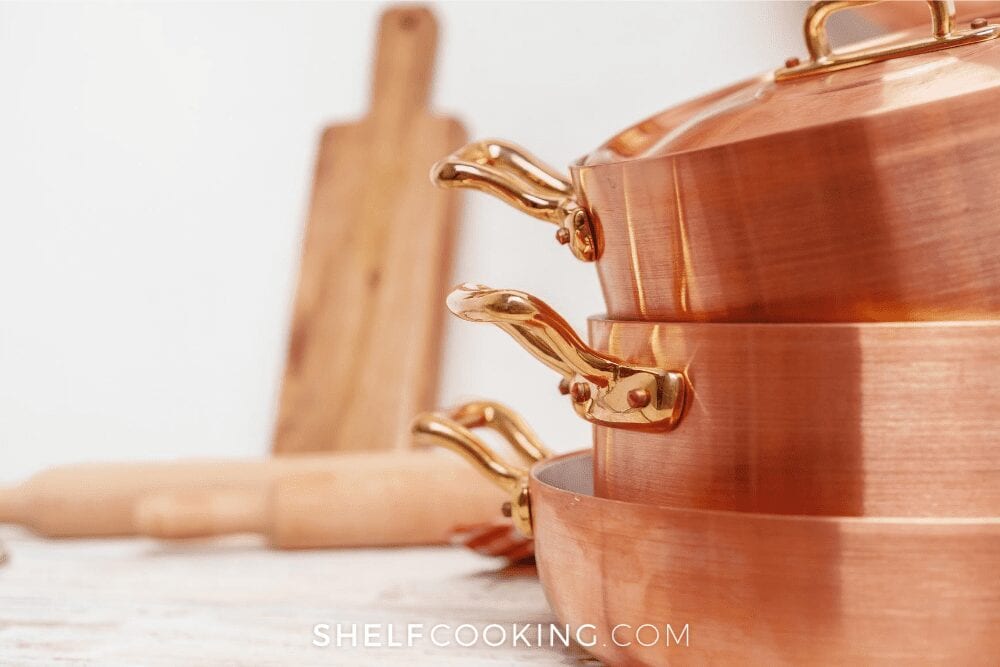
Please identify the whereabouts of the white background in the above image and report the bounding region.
[0,2,878,481]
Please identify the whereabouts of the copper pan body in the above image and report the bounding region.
[571,67,1000,322]
[435,21,1000,322]
[588,318,1000,515]
[531,451,1000,666]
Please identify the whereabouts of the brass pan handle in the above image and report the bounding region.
[430,140,601,262]
[776,0,999,81]
[447,283,687,432]
[448,400,553,466]
[412,401,550,537]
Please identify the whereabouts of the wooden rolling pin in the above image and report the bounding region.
[134,452,505,548]
[0,455,340,537]
[0,452,501,541]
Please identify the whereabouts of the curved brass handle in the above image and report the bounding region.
[412,401,550,537]
[430,140,601,262]
[448,400,553,465]
[448,284,687,432]
[776,1,998,81]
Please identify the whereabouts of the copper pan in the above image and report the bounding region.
[447,284,1000,516]
[412,409,1000,665]
[432,2,1000,322]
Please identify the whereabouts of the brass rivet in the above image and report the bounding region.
[555,228,571,245]
[570,382,591,403]
[971,17,988,29]
[784,56,800,68]
[627,389,650,409]
[501,502,512,518]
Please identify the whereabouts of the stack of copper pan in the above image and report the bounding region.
[415,2,1000,664]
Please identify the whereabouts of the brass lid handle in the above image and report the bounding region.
[430,140,601,262]
[776,0,998,81]
[412,401,550,537]
[448,284,687,432]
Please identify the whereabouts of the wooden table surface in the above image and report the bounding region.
[0,527,586,665]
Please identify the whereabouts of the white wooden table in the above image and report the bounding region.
[0,527,587,665]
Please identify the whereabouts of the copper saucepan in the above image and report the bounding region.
[432,1,1000,322]
[447,284,1000,516]
[413,406,1000,665]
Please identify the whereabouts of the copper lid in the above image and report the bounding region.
[581,1,1000,166]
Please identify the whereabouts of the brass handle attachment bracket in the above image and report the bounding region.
[775,0,999,82]
[448,284,688,432]
[431,140,602,262]
[411,401,552,537]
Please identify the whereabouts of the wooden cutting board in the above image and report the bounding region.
[273,6,466,453]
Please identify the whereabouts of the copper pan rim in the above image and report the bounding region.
[412,403,1000,660]
[531,451,1000,525]
[529,450,1000,664]
[568,78,1000,174]
[586,315,1000,329]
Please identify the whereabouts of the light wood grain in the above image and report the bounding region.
[0,527,566,666]
[273,6,465,453]
[0,455,337,538]
[2,452,506,548]
[133,452,506,548]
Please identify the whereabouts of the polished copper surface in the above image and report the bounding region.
[589,317,1000,515]
[434,6,1000,321]
[531,451,1000,666]
[573,59,1000,320]
[582,6,999,162]
[415,403,1000,662]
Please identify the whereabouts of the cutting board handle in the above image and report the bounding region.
[370,5,437,119]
